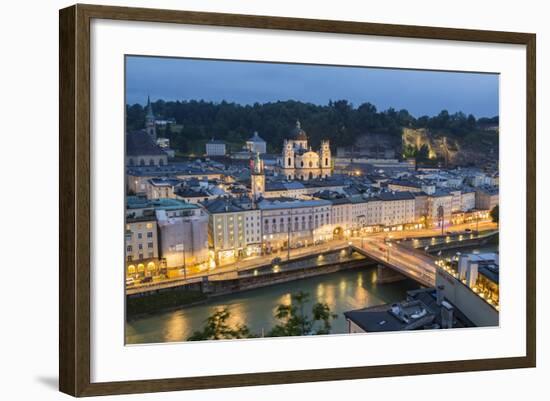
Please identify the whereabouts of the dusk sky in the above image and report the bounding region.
[126,56,499,118]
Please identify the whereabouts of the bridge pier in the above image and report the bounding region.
[376,264,408,284]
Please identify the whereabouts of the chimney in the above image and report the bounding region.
[436,285,444,306]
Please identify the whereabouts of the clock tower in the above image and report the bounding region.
[251,152,265,200]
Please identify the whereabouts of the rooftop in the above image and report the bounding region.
[247,131,266,143]
[344,288,474,333]
[257,197,332,210]
[207,138,226,145]
[126,130,167,157]
[148,177,182,187]
[127,196,198,211]
[202,197,246,214]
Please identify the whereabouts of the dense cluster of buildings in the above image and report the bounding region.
[125,102,499,279]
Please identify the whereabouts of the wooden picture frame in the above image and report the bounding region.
[59,3,536,397]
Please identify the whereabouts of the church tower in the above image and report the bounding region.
[282,139,295,180]
[251,152,265,200]
[320,140,332,178]
[145,95,157,142]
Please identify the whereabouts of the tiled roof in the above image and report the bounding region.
[126,130,167,156]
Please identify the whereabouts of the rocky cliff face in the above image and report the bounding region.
[402,127,498,167]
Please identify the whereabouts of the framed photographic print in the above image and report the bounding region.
[59,4,536,397]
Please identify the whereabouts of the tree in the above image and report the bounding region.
[416,144,430,162]
[187,308,253,341]
[490,205,499,223]
[125,98,497,156]
[268,291,337,337]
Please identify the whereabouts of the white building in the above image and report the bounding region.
[475,187,499,210]
[460,190,476,211]
[205,138,226,156]
[378,192,416,228]
[280,120,332,181]
[245,131,267,154]
[203,198,262,265]
[145,177,182,199]
[427,192,453,228]
[257,198,333,252]
[154,200,209,270]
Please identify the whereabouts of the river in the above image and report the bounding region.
[126,266,420,344]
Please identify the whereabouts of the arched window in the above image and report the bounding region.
[128,158,134,166]
[147,262,156,273]
[300,161,304,167]
[309,172,313,180]
[149,159,155,166]
[309,161,312,168]
[325,158,329,166]
[288,175,292,180]
[288,157,292,166]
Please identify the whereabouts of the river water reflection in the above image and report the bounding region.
[126,267,420,344]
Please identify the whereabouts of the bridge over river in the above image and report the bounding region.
[350,238,436,287]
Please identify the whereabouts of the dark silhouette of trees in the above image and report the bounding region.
[126,99,497,153]
[186,291,337,341]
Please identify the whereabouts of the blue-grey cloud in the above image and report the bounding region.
[125,56,498,117]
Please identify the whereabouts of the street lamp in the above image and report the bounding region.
[386,242,392,262]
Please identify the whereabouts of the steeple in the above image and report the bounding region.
[250,152,265,200]
[145,95,156,141]
[146,95,155,120]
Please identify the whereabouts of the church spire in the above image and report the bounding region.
[144,95,156,141]
[146,95,155,120]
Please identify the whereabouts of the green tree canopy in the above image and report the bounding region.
[187,308,253,341]
[127,99,498,154]
[268,291,337,337]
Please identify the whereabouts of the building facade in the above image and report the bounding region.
[203,198,262,265]
[257,198,334,252]
[475,187,499,210]
[245,131,267,154]
[280,121,332,181]
[206,139,226,156]
[125,201,161,278]
[154,200,209,271]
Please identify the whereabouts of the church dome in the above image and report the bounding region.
[291,120,308,141]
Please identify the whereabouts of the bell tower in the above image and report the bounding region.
[251,152,265,200]
[282,139,295,180]
[145,95,157,142]
[320,140,332,178]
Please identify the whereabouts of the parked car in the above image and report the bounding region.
[125,277,135,287]
[140,276,153,284]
